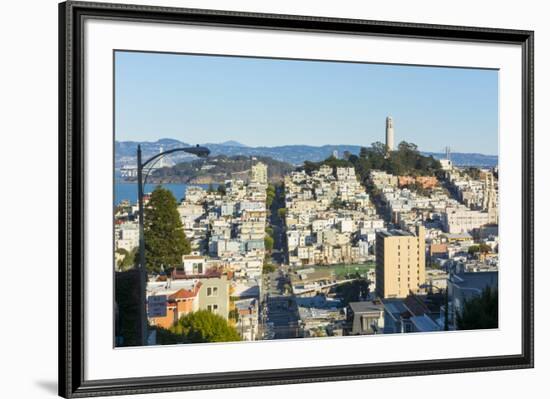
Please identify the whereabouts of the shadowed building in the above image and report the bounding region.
[346,300,385,335]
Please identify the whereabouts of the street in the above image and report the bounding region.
[262,270,300,339]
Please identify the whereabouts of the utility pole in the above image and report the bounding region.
[444,287,450,331]
[136,145,148,346]
[135,144,210,346]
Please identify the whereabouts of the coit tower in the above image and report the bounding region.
[385,116,394,153]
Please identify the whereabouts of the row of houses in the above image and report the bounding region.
[284,166,384,266]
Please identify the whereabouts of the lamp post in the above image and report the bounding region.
[136,144,210,346]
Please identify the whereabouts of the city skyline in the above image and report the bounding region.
[115,51,499,155]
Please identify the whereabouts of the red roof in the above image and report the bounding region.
[169,282,202,300]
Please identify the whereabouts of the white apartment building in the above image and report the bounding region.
[442,207,491,234]
[116,221,139,252]
[250,162,268,184]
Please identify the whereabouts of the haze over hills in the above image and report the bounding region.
[144,155,294,184]
[214,140,248,147]
[115,139,498,168]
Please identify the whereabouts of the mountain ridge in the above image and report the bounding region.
[115,139,498,168]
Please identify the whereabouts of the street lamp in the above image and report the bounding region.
[136,144,210,345]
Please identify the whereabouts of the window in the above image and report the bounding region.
[207,287,219,297]
[207,304,219,314]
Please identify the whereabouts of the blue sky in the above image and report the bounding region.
[115,51,498,155]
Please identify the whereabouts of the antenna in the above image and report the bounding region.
[444,146,451,160]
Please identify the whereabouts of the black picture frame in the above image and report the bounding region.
[59,1,534,397]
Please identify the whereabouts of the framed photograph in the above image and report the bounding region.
[59,1,534,397]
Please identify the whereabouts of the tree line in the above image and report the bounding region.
[302,141,442,185]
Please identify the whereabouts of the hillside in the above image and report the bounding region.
[136,155,294,184]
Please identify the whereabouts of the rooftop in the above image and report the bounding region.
[403,295,430,317]
[169,283,202,300]
[172,268,223,280]
[377,229,414,238]
[348,300,384,314]
[450,271,498,292]
[381,298,408,317]
[410,315,440,332]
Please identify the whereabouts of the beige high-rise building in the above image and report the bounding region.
[250,162,268,184]
[375,226,426,298]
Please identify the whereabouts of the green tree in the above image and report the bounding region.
[468,245,480,255]
[277,208,287,219]
[151,325,181,345]
[331,198,347,209]
[463,167,481,180]
[468,243,491,256]
[263,263,276,274]
[266,183,276,208]
[323,155,353,173]
[302,160,321,175]
[228,309,240,322]
[144,187,191,273]
[116,248,129,266]
[217,184,226,196]
[116,247,137,271]
[334,279,370,306]
[170,310,241,343]
[370,141,387,157]
[479,243,492,253]
[264,235,274,252]
[456,287,498,330]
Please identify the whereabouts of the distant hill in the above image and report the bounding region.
[217,140,248,147]
[115,139,498,169]
[139,155,294,184]
[115,139,192,166]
